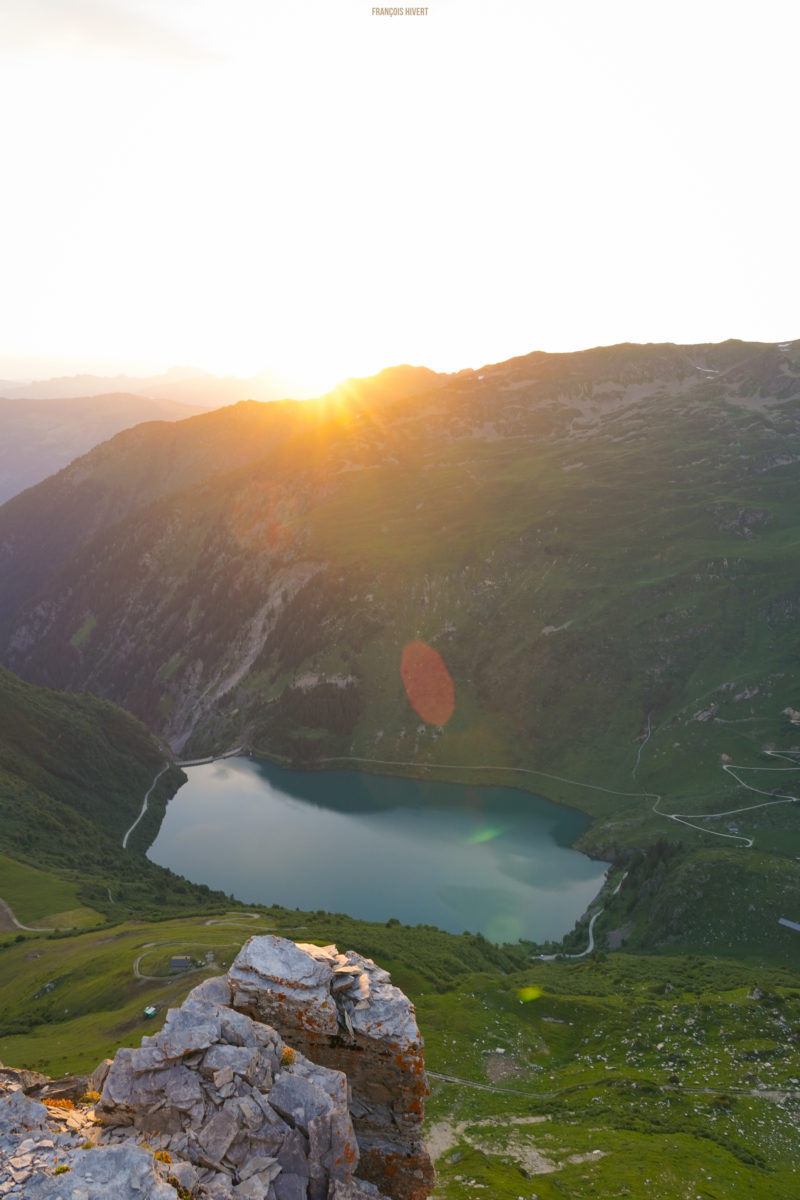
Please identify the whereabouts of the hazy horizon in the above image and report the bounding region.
[2,0,797,398]
[2,330,798,398]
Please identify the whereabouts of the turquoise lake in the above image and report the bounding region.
[147,758,607,944]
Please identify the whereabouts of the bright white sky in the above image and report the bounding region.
[1,0,797,394]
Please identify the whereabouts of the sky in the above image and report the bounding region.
[1,0,798,395]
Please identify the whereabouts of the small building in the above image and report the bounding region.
[170,955,193,972]
[143,1005,157,1019]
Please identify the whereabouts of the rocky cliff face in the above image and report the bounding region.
[0,937,433,1200]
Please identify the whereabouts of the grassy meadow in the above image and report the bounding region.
[1,897,798,1199]
[0,853,102,928]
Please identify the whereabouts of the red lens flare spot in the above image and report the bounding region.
[401,640,455,726]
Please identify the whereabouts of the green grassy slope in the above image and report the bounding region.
[0,853,100,929]
[0,665,233,923]
[1,909,797,1199]
[0,663,172,846]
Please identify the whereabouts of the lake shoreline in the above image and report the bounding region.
[150,755,608,945]
[210,745,607,851]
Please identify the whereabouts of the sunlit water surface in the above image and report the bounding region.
[148,759,607,944]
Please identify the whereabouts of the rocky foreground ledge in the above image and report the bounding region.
[0,936,434,1200]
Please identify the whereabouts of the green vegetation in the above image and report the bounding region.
[69,613,96,648]
[0,662,171,850]
[589,843,800,966]
[1,906,797,1199]
[0,853,100,928]
[0,906,528,1074]
[0,665,234,924]
[420,951,800,1198]
[3,344,800,1194]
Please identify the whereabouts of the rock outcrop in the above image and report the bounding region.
[228,939,434,1200]
[0,938,433,1200]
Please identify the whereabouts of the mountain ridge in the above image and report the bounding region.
[3,337,799,766]
[0,363,300,407]
[0,391,207,504]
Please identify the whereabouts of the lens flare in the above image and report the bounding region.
[466,825,505,845]
[517,986,543,1002]
[400,640,455,726]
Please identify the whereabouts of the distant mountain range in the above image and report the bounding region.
[0,363,309,407]
[0,364,448,503]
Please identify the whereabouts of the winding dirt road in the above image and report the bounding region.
[0,897,53,933]
[122,763,171,849]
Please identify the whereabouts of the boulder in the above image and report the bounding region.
[0,1088,50,1144]
[229,937,339,1035]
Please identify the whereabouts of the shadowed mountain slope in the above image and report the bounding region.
[0,662,239,922]
[0,661,176,880]
[0,392,205,505]
[0,399,308,622]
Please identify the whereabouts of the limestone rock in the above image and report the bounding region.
[89,1058,112,1094]
[228,937,434,1200]
[22,1143,178,1199]
[229,937,339,1035]
[1,937,431,1200]
[94,983,361,1198]
[0,1084,127,1199]
[0,1088,50,1135]
[0,1066,50,1094]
